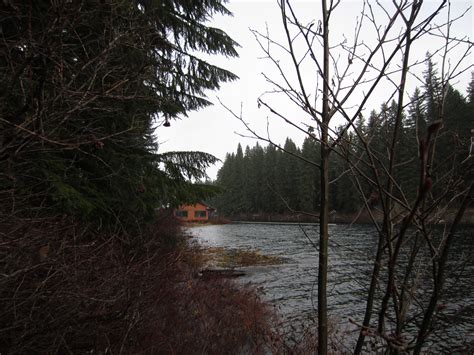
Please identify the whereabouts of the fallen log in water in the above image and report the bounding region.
[199,268,246,280]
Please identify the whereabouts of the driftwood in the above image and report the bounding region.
[199,268,246,280]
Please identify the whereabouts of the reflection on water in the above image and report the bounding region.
[190,223,474,352]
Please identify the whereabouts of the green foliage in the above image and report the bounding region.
[300,137,320,211]
[214,139,318,215]
[0,0,237,231]
[160,151,219,181]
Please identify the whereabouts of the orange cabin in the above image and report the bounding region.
[174,202,215,222]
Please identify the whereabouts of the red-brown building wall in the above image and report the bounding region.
[174,203,209,222]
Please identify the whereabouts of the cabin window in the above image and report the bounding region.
[175,210,188,218]
[194,210,207,218]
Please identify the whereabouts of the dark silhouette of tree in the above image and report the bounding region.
[0,1,238,353]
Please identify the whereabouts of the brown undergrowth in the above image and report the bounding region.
[0,213,284,354]
[1,209,351,354]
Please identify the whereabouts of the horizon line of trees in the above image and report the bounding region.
[213,63,473,217]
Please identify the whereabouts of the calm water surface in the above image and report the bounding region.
[190,223,473,352]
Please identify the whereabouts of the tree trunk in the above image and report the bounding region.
[318,135,329,353]
[318,1,330,353]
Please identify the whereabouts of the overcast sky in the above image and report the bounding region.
[157,0,473,180]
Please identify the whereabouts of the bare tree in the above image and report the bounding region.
[223,0,472,353]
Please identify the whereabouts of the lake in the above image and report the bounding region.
[190,223,474,352]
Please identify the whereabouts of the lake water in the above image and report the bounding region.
[190,223,474,352]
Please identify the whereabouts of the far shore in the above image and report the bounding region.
[188,207,474,226]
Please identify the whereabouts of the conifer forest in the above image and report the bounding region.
[1,0,472,354]
[214,70,473,218]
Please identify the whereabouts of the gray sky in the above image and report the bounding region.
[157,0,473,180]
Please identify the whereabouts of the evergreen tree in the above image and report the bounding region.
[233,143,247,213]
[423,56,443,123]
[214,152,236,215]
[443,85,471,145]
[331,128,358,212]
[467,72,474,104]
[279,138,301,210]
[241,145,253,212]
[401,89,427,201]
[248,142,266,212]
[0,0,238,230]
[406,88,427,140]
[300,137,320,212]
[0,1,239,352]
[432,84,472,190]
[262,144,282,212]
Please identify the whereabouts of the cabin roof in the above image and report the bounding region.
[178,201,215,211]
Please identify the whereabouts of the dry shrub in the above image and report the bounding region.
[141,278,278,354]
[0,213,278,354]
[1,209,353,354]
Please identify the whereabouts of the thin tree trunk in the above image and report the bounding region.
[318,138,329,354]
[377,4,418,339]
[318,1,330,353]
[354,241,384,354]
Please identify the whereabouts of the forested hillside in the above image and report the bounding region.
[214,65,473,217]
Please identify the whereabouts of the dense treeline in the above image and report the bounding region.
[214,63,473,217]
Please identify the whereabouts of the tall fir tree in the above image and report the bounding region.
[423,56,443,124]
[0,0,238,230]
[300,136,320,212]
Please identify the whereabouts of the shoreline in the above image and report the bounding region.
[196,207,474,226]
